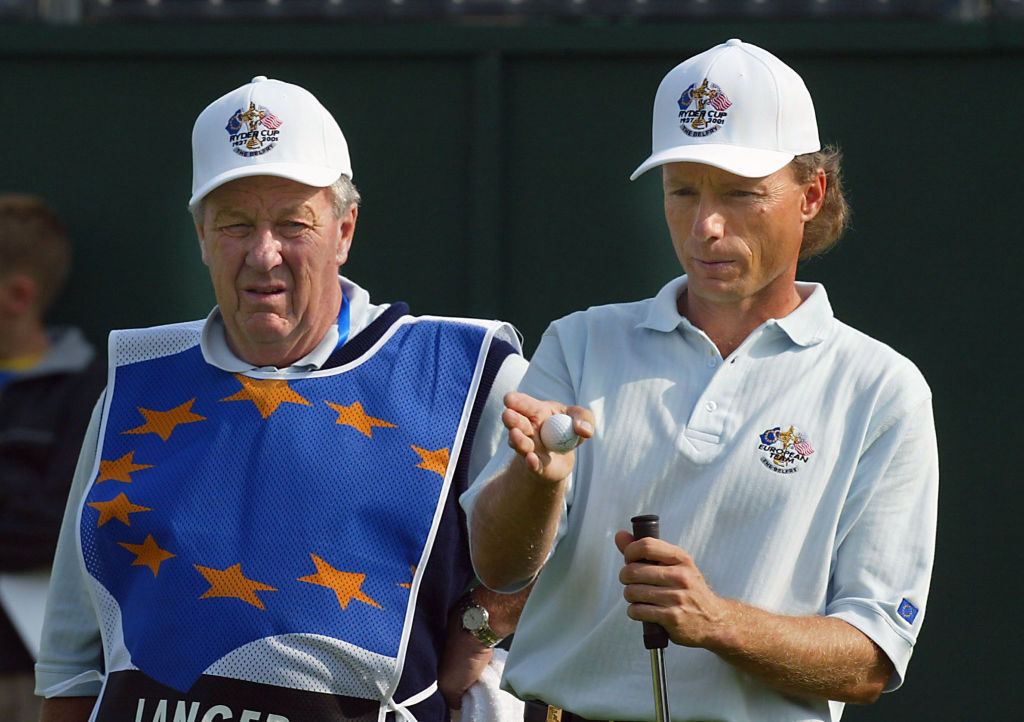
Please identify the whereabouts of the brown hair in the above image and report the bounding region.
[790,145,850,259]
[0,194,71,312]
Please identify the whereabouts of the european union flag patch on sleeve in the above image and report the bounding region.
[898,598,919,624]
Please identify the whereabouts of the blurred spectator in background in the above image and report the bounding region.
[0,194,105,722]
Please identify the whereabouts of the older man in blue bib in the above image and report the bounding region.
[36,76,528,722]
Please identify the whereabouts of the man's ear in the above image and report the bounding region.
[801,168,827,222]
[336,205,358,267]
[195,220,210,266]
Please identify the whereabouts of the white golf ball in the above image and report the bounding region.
[540,413,579,453]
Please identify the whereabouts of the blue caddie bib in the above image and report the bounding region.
[78,313,506,721]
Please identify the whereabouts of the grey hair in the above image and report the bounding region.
[329,175,361,217]
[190,174,361,226]
[790,145,849,260]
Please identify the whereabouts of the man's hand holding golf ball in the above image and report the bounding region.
[499,391,594,482]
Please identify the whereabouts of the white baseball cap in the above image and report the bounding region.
[189,76,352,209]
[630,39,820,180]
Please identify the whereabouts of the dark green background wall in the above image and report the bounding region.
[2,19,1019,719]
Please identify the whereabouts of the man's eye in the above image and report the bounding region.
[219,224,251,235]
[280,222,313,237]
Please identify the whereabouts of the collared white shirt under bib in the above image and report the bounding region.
[462,275,938,722]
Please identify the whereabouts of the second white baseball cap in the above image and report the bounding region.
[189,76,352,209]
[630,39,820,180]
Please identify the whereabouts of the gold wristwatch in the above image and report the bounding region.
[458,595,504,647]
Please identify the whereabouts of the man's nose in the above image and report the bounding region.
[692,197,725,241]
[246,228,283,271]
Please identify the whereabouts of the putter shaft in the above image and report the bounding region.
[650,647,671,722]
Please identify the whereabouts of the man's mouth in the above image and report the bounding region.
[244,286,287,302]
[247,284,286,294]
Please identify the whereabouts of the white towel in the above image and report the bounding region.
[452,648,524,722]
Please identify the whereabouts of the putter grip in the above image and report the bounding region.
[630,514,670,650]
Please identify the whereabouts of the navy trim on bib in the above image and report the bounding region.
[323,303,410,368]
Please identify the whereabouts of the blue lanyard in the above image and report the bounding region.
[334,292,351,351]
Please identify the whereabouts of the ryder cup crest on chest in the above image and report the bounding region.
[189,75,352,210]
[756,424,815,475]
[631,39,820,180]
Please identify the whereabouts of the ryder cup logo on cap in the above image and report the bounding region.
[677,79,732,138]
[189,76,352,209]
[631,39,820,180]
[225,102,283,158]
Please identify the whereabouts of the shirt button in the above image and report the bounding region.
[705,401,717,412]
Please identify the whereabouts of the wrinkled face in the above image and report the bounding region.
[196,175,356,367]
[662,161,823,314]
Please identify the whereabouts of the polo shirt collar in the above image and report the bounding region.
[637,275,834,347]
[638,275,690,333]
[773,281,834,347]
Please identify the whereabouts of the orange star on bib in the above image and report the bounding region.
[119,535,176,577]
[123,399,206,441]
[195,563,278,610]
[96,451,155,484]
[220,374,312,419]
[298,554,383,610]
[87,492,152,527]
[324,400,397,438]
[411,445,449,478]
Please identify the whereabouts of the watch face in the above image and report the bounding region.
[462,606,487,631]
